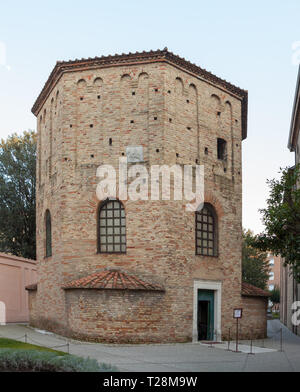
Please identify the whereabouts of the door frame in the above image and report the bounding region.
[193,280,222,342]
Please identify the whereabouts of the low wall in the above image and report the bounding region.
[240,296,268,339]
[0,253,36,323]
[28,290,37,326]
[27,286,269,342]
[64,289,171,343]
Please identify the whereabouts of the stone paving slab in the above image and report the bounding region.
[0,320,299,372]
[201,342,277,354]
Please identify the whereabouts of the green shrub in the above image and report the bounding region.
[0,349,118,372]
[270,286,280,304]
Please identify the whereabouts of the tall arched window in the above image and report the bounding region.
[195,204,218,256]
[98,199,126,253]
[45,210,52,258]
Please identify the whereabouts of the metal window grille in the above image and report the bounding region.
[196,206,217,256]
[98,200,126,253]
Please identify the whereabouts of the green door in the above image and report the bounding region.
[197,290,215,341]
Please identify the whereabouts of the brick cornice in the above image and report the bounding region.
[31,48,248,139]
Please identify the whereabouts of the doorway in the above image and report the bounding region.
[197,290,214,341]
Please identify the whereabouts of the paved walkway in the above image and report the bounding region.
[0,320,300,372]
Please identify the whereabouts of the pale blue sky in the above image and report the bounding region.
[0,0,298,233]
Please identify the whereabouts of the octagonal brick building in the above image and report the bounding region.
[28,49,269,343]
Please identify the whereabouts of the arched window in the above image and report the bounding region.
[195,204,218,256]
[98,199,126,253]
[45,210,52,258]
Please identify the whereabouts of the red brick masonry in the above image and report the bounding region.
[28,49,267,343]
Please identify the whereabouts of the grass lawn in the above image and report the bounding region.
[0,337,116,372]
[0,337,67,356]
[272,313,280,319]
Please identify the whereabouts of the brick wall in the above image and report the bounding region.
[267,254,281,290]
[28,290,37,325]
[65,289,170,343]
[29,53,267,342]
[240,296,268,339]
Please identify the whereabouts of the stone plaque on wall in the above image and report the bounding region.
[126,146,144,163]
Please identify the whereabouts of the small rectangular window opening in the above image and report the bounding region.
[217,138,227,161]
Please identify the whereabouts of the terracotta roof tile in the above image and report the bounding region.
[242,282,270,297]
[25,283,37,291]
[62,270,164,292]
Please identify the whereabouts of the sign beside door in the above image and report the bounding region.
[233,308,243,352]
[233,308,243,319]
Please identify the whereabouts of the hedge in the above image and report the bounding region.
[0,349,118,372]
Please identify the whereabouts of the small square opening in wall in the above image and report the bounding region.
[155,88,158,92]
[109,138,112,146]
[90,124,93,128]
[187,126,191,130]
[217,111,221,116]
[168,90,171,94]
[132,91,136,96]
[176,153,179,158]
[186,99,190,103]
[169,118,172,122]
[97,95,101,99]
[205,147,209,155]
[91,154,94,158]
[154,117,157,120]
[80,97,84,101]
[130,120,134,124]
[156,149,160,153]
[70,124,72,128]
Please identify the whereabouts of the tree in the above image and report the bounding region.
[242,229,270,290]
[0,131,36,259]
[270,285,280,304]
[251,165,300,282]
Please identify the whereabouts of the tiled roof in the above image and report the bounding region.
[31,48,247,140]
[25,283,37,291]
[242,282,270,297]
[62,270,165,292]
